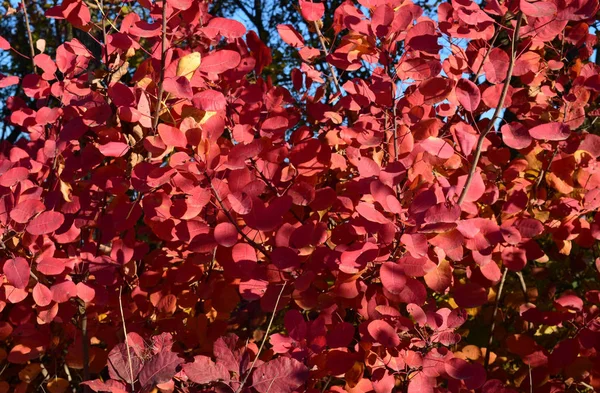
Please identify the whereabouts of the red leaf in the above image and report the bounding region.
[424,260,452,293]
[501,246,527,271]
[455,78,481,112]
[483,48,509,84]
[10,199,46,224]
[167,0,193,10]
[0,167,29,187]
[239,279,268,300]
[214,222,238,247]
[501,122,532,149]
[419,77,454,104]
[0,35,10,50]
[204,17,246,39]
[183,355,230,384]
[445,358,487,389]
[163,76,193,99]
[299,1,325,21]
[455,170,485,203]
[421,137,454,159]
[380,262,427,304]
[97,141,130,157]
[108,342,143,384]
[228,192,252,215]
[138,351,181,389]
[454,282,488,308]
[271,247,301,271]
[37,257,66,276]
[368,320,400,347]
[252,357,309,393]
[529,122,570,141]
[26,211,65,235]
[408,372,435,393]
[371,5,394,37]
[3,257,30,289]
[158,124,187,148]
[356,202,389,224]
[520,0,557,17]
[51,280,77,303]
[32,283,53,307]
[193,89,227,111]
[277,24,305,48]
[199,50,241,74]
[76,282,96,303]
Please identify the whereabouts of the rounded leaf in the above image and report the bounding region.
[26,211,65,236]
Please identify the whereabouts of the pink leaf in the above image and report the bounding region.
[51,280,77,303]
[228,192,252,215]
[277,24,305,48]
[368,320,400,347]
[3,257,30,289]
[204,17,247,39]
[0,35,10,50]
[421,137,454,159]
[214,222,238,247]
[356,202,389,224]
[501,122,532,149]
[529,122,570,141]
[0,167,29,187]
[10,199,46,224]
[26,211,65,235]
[199,50,241,74]
[520,0,557,17]
[97,141,130,157]
[32,283,53,307]
[380,262,427,304]
[76,282,96,303]
[299,1,325,21]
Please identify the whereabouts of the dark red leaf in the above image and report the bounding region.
[252,357,309,393]
[183,355,230,384]
[138,351,181,389]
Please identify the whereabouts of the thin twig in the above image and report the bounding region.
[458,13,523,206]
[119,285,135,392]
[484,267,508,370]
[152,1,168,131]
[63,363,77,393]
[20,0,36,69]
[236,281,287,393]
[515,271,529,302]
[79,299,90,393]
[313,22,342,95]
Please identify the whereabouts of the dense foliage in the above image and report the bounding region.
[1,0,600,392]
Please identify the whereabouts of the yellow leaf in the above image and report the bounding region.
[59,180,73,202]
[47,378,69,393]
[177,52,201,80]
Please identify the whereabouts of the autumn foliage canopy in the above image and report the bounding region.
[1,0,600,392]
